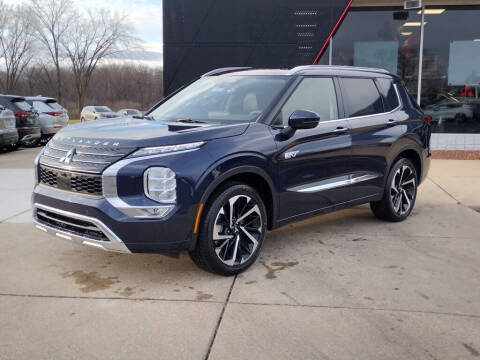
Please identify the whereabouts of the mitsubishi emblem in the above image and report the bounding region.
[60,148,76,165]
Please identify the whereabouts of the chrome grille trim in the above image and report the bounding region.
[40,138,135,174]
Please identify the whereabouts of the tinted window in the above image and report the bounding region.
[377,78,400,112]
[276,77,338,125]
[341,78,383,117]
[95,106,112,112]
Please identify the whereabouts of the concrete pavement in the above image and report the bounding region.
[0,147,479,359]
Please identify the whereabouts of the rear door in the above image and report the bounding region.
[339,76,401,199]
[273,77,352,221]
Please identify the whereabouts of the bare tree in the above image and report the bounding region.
[61,9,138,113]
[28,0,75,102]
[0,5,36,93]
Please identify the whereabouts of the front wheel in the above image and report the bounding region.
[370,158,418,222]
[189,183,267,276]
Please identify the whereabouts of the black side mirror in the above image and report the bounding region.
[281,110,320,138]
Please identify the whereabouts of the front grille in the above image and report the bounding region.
[40,137,135,174]
[36,208,109,241]
[39,165,103,196]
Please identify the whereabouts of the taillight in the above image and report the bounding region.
[14,111,29,117]
[423,114,432,125]
[45,111,62,116]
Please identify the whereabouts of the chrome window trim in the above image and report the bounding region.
[33,203,131,253]
[270,83,402,129]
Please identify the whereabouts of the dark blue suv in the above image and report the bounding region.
[32,66,431,275]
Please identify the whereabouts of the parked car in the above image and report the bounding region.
[423,95,474,123]
[117,108,142,117]
[26,96,69,143]
[0,106,18,150]
[80,106,118,122]
[0,95,40,147]
[32,66,431,275]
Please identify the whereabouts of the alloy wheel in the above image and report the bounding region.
[212,195,263,266]
[390,165,416,215]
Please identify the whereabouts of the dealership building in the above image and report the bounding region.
[163,0,480,150]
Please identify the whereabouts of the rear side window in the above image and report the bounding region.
[341,78,383,117]
[377,78,400,112]
[276,77,338,125]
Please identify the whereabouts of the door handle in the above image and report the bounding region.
[387,119,397,126]
[333,126,349,134]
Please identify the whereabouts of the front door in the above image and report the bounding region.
[273,77,352,222]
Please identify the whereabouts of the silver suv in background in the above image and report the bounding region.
[117,108,142,117]
[80,106,119,122]
[0,106,18,150]
[26,96,69,143]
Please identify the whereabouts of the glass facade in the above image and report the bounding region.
[325,5,480,134]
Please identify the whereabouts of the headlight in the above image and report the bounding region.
[129,141,205,158]
[143,167,176,203]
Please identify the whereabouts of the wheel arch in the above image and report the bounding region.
[389,146,422,182]
[198,165,278,232]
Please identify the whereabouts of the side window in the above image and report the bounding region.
[341,78,384,117]
[276,77,338,125]
[377,78,400,112]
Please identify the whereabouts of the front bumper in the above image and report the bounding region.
[33,203,131,253]
[32,183,198,254]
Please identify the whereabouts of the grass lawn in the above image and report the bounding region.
[69,119,80,124]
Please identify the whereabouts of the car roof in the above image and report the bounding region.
[204,65,396,79]
[0,94,27,101]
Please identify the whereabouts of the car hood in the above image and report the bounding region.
[54,117,250,148]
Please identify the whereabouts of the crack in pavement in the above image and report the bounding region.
[1,292,479,320]
[205,275,236,360]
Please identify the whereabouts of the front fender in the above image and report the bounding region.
[189,152,278,247]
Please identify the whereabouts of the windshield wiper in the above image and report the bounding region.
[173,118,207,124]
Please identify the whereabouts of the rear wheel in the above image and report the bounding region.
[189,183,267,276]
[370,158,417,222]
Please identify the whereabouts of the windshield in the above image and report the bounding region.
[126,109,141,115]
[95,106,112,113]
[148,75,288,123]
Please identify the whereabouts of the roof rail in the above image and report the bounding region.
[288,65,391,75]
[202,67,253,77]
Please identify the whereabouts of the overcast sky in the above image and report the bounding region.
[6,0,164,66]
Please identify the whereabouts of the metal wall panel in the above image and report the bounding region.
[163,0,352,94]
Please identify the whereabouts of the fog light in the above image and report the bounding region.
[143,167,176,203]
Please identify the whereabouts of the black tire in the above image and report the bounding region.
[8,142,20,151]
[80,117,85,122]
[189,183,267,276]
[370,158,418,222]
